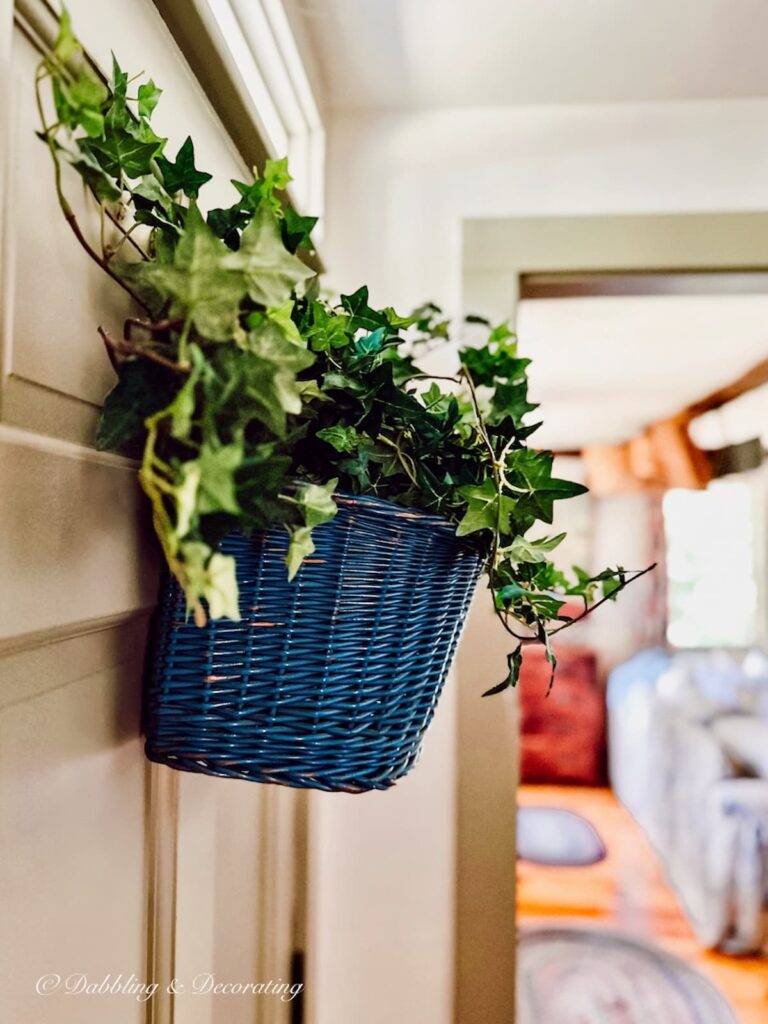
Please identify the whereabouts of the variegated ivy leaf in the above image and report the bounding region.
[175,462,201,540]
[284,525,315,581]
[316,425,360,453]
[285,478,338,580]
[456,478,515,537]
[266,300,304,346]
[137,79,162,119]
[231,204,315,308]
[193,440,243,516]
[296,479,338,527]
[130,204,248,340]
[205,553,240,620]
[179,542,240,622]
[502,532,566,564]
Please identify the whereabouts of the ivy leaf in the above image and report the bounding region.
[179,542,240,620]
[194,440,243,515]
[84,127,162,179]
[46,14,106,133]
[507,450,588,525]
[207,204,249,248]
[384,307,418,329]
[354,327,387,355]
[53,7,79,62]
[231,177,264,211]
[490,322,515,344]
[53,74,107,137]
[602,575,622,600]
[265,300,303,346]
[491,379,538,427]
[456,479,515,537]
[460,331,525,387]
[316,425,360,453]
[213,325,313,436]
[503,532,566,564]
[341,286,390,333]
[131,174,178,235]
[306,302,350,352]
[285,525,315,581]
[138,79,162,119]
[175,461,201,539]
[131,204,248,340]
[231,204,315,308]
[263,156,292,192]
[109,54,129,114]
[206,553,240,619]
[482,646,523,697]
[285,478,338,579]
[78,57,164,179]
[282,206,318,253]
[296,478,338,528]
[96,358,176,450]
[496,585,565,619]
[543,632,558,693]
[338,446,372,488]
[232,158,292,216]
[156,137,212,198]
[64,147,122,203]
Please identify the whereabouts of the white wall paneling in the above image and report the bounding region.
[2,5,304,1024]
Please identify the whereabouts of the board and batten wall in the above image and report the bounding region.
[0,3,303,1023]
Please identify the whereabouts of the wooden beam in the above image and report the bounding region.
[686,355,768,418]
[550,354,768,459]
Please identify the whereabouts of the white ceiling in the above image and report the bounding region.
[516,294,768,450]
[288,0,768,110]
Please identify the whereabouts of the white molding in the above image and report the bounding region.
[0,421,138,469]
[196,0,325,219]
[145,763,179,1024]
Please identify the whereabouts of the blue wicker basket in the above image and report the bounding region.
[144,492,483,792]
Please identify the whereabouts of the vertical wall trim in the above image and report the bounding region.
[454,600,519,1024]
[145,763,179,1024]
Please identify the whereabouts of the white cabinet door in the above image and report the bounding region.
[1,5,301,1023]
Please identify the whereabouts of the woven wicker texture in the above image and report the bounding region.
[145,493,482,792]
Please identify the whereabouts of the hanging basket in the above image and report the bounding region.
[144,493,483,792]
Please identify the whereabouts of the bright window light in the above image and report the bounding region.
[663,482,758,648]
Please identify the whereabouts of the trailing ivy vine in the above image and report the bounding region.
[36,11,652,692]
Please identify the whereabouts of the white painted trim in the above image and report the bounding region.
[0,422,138,469]
[0,606,154,659]
[145,763,179,1024]
[196,0,290,157]
[195,0,325,217]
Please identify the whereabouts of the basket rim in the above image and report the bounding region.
[314,486,481,542]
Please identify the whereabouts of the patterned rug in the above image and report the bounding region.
[518,927,738,1024]
[517,807,607,866]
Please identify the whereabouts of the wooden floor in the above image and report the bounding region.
[518,785,768,1024]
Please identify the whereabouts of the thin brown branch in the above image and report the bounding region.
[64,207,151,310]
[100,329,121,372]
[98,325,190,374]
[493,602,537,643]
[104,214,150,262]
[34,63,152,314]
[547,563,657,637]
[459,366,496,465]
[125,316,185,338]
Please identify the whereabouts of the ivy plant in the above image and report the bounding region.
[36,12,652,692]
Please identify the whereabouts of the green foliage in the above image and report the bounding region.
[35,13,649,685]
[156,137,212,198]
